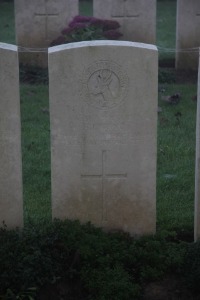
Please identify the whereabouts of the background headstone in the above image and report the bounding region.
[15,0,78,67]
[195,52,200,241]
[176,0,200,70]
[49,40,158,236]
[0,43,23,228]
[93,0,156,44]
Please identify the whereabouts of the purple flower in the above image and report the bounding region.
[102,20,120,30]
[103,30,123,40]
[89,18,104,28]
[61,27,74,35]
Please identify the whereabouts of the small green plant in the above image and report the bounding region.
[1,287,37,300]
[0,220,188,300]
[51,15,122,46]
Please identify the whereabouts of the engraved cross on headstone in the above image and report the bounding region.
[35,0,59,41]
[81,150,127,222]
[111,0,140,20]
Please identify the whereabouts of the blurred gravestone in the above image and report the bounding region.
[176,0,200,70]
[0,43,23,228]
[49,40,158,236]
[14,0,78,67]
[93,0,156,44]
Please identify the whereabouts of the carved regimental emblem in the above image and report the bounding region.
[81,61,129,109]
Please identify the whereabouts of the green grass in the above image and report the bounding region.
[157,84,197,234]
[157,1,177,65]
[20,84,51,224]
[0,2,15,44]
[79,0,93,16]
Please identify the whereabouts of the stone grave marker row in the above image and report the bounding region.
[14,0,156,67]
[2,39,200,240]
[13,0,200,70]
[0,43,23,228]
[0,40,158,237]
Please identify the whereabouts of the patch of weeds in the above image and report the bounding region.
[83,265,141,300]
[0,220,188,300]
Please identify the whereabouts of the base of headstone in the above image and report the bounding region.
[176,52,199,71]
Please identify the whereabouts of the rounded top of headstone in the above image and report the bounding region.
[0,43,18,52]
[48,40,157,53]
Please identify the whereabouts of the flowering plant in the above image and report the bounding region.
[51,15,122,46]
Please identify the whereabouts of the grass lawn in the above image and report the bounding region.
[20,84,51,224]
[157,0,177,65]
[157,83,197,235]
[0,1,15,44]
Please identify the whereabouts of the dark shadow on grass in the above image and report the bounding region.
[19,64,49,85]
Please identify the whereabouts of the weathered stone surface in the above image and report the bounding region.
[176,0,200,70]
[195,52,200,241]
[14,0,78,67]
[49,40,158,236]
[0,43,23,228]
[93,0,156,44]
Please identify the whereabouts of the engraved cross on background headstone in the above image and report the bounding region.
[111,0,140,20]
[35,0,59,41]
[81,150,127,222]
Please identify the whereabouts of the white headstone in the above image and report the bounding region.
[195,52,200,241]
[176,0,200,70]
[93,0,156,44]
[14,0,78,67]
[49,40,158,236]
[0,43,23,228]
